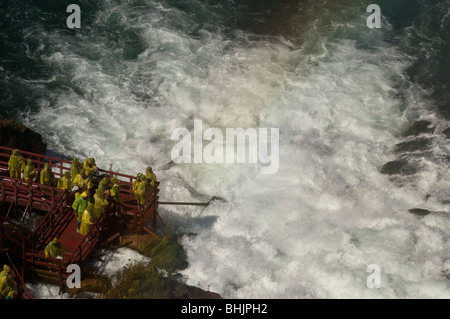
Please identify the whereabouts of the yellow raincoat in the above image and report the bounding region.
[23,159,36,181]
[80,204,95,236]
[72,172,92,199]
[145,166,156,189]
[82,157,97,177]
[0,265,15,299]
[93,189,109,221]
[71,157,82,180]
[40,163,54,186]
[134,176,150,205]
[57,171,72,194]
[72,192,89,223]
[8,149,25,179]
[45,238,64,258]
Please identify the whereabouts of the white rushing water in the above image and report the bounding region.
[21,1,450,298]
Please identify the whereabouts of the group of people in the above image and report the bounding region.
[8,150,117,235]
[68,159,157,236]
[8,148,158,249]
[8,150,157,200]
[7,149,66,197]
[7,149,55,186]
[69,156,125,236]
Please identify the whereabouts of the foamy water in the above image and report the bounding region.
[16,0,450,298]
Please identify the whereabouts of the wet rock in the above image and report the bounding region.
[393,137,431,154]
[65,277,111,297]
[119,234,159,253]
[404,120,434,137]
[380,159,417,175]
[408,208,431,218]
[0,118,46,154]
[109,234,222,299]
[442,127,450,139]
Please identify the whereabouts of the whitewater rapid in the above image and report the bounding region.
[16,0,450,298]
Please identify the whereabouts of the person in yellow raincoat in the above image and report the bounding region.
[8,149,25,179]
[145,166,156,189]
[80,203,95,236]
[0,265,15,299]
[45,238,65,259]
[57,171,72,195]
[71,157,83,180]
[72,191,90,232]
[40,162,55,192]
[110,177,121,189]
[133,173,144,204]
[97,176,109,194]
[109,182,122,214]
[93,189,110,222]
[82,157,98,177]
[133,174,150,206]
[72,170,93,199]
[23,158,36,182]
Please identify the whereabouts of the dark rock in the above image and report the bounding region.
[380,159,407,174]
[65,277,111,297]
[380,159,417,175]
[114,234,222,299]
[119,234,158,253]
[404,120,434,137]
[0,118,46,154]
[172,281,222,299]
[408,208,431,218]
[442,127,450,139]
[393,137,431,154]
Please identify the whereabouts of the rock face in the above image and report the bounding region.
[408,208,431,218]
[111,234,223,299]
[380,159,416,175]
[381,119,450,206]
[403,120,434,137]
[380,120,435,177]
[442,127,450,138]
[0,118,46,154]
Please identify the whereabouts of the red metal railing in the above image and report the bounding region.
[33,190,72,251]
[3,251,34,299]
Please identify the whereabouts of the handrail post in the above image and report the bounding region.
[28,181,33,216]
[13,179,17,207]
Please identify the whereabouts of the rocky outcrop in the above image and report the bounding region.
[403,120,434,137]
[442,127,450,139]
[0,118,46,154]
[119,234,158,252]
[380,120,435,177]
[108,234,222,299]
[380,159,416,175]
[408,208,431,218]
[65,277,111,298]
[381,119,450,206]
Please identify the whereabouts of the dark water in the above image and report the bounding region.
[1,0,448,120]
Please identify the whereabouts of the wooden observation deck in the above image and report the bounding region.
[0,146,169,299]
